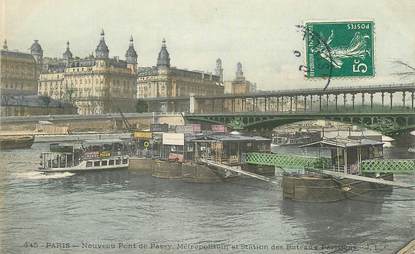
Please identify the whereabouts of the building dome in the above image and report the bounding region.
[63,41,73,60]
[157,38,170,68]
[125,36,137,64]
[95,29,109,59]
[30,40,43,55]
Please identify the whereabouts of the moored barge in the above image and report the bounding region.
[0,135,34,149]
[282,138,395,202]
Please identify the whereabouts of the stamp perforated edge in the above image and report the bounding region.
[301,19,376,81]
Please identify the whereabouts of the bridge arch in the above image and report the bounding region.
[184,112,415,137]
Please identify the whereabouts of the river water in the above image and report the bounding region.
[0,134,414,254]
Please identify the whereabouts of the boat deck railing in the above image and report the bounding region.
[40,151,80,169]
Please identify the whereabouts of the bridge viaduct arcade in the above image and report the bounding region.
[142,84,415,114]
[140,84,415,136]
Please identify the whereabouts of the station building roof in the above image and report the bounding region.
[83,139,125,145]
[299,138,383,148]
[192,134,270,142]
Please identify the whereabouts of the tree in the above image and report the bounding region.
[1,95,11,116]
[64,86,76,104]
[39,95,52,114]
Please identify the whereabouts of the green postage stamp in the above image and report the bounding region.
[305,21,374,78]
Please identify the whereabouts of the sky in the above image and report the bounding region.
[1,0,415,90]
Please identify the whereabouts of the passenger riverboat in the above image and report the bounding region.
[39,139,129,173]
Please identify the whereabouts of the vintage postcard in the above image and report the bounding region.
[1,0,414,253]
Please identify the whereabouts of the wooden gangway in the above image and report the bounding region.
[199,159,278,184]
[397,239,415,254]
[318,170,414,189]
[200,158,414,189]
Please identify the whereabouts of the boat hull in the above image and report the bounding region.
[39,157,129,173]
[282,173,393,202]
[0,135,34,149]
[39,165,128,173]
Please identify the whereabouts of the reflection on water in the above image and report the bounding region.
[0,134,414,254]
[280,198,385,246]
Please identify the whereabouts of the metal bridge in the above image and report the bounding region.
[143,83,415,113]
[184,111,415,136]
[243,152,415,174]
[141,83,415,136]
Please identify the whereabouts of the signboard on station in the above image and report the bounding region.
[168,153,184,162]
[211,124,226,133]
[162,133,185,146]
[99,151,111,159]
[133,131,153,140]
[84,152,99,159]
[192,124,201,133]
[150,124,169,132]
[175,124,201,134]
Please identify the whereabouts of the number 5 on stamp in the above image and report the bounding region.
[305,21,374,78]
